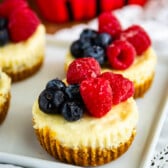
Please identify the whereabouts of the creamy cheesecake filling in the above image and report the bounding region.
[66,47,157,85]
[0,24,45,73]
[0,71,11,107]
[33,98,138,149]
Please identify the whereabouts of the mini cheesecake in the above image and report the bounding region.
[0,0,46,82]
[32,57,138,166]
[0,24,45,82]
[0,67,11,124]
[33,97,138,166]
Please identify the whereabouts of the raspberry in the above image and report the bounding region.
[101,72,134,105]
[8,7,40,42]
[67,58,101,84]
[119,25,151,55]
[106,40,136,70]
[98,12,122,38]
[0,0,28,18]
[36,0,69,23]
[80,77,113,117]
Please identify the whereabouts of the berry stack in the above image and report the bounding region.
[0,0,40,44]
[39,79,84,121]
[70,12,151,70]
[66,11,156,98]
[38,57,134,120]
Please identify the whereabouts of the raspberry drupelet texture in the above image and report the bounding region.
[8,7,40,42]
[67,57,101,84]
[106,40,136,70]
[101,72,134,105]
[98,12,122,38]
[119,25,151,55]
[80,77,113,118]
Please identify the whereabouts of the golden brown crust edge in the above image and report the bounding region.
[34,125,136,166]
[4,55,44,82]
[133,72,155,98]
[0,92,11,124]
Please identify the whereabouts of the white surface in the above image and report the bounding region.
[0,44,167,168]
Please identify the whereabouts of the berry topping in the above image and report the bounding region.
[46,78,66,91]
[80,77,113,118]
[8,7,40,42]
[65,84,82,101]
[119,25,151,55]
[94,32,113,48]
[0,28,9,46]
[39,79,84,121]
[70,39,90,58]
[70,40,83,58]
[101,72,134,105]
[60,101,84,122]
[83,45,105,65]
[0,0,28,18]
[106,40,136,70]
[38,89,61,114]
[53,90,67,108]
[67,57,101,84]
[0,18,8,29]
[80,28,98,43]
[98,12,122,38]
[0,18,9,46]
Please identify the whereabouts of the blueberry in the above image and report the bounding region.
[53,90,67,107]
[46,79,66,91]
[38,88,67,114]
[38,89,58,114]
[0,29,9,46]
[70,40,84,58]
[70,39,92,58]
[65,84,82,100]
[80,29,98,42]
[94,33,112,48]
[83,45,105,65]
[0,18,8,30]
[61,101,84,121]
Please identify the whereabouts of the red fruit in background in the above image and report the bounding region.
[107,40,136,70]
[84,0,96,20]
[119,25,151,55]
[67,57,101,84]
[100,0,124,12]
[101,72,134,105]
[70,0,96,21]
[36,0,69,23]
[8,7,40,42]
[128,0,147,6]
[0,0,28,17]
[80,77,113,118]
[98,12,122,38]
[69,0,85,21]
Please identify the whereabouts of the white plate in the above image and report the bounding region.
[0,44,168,168]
